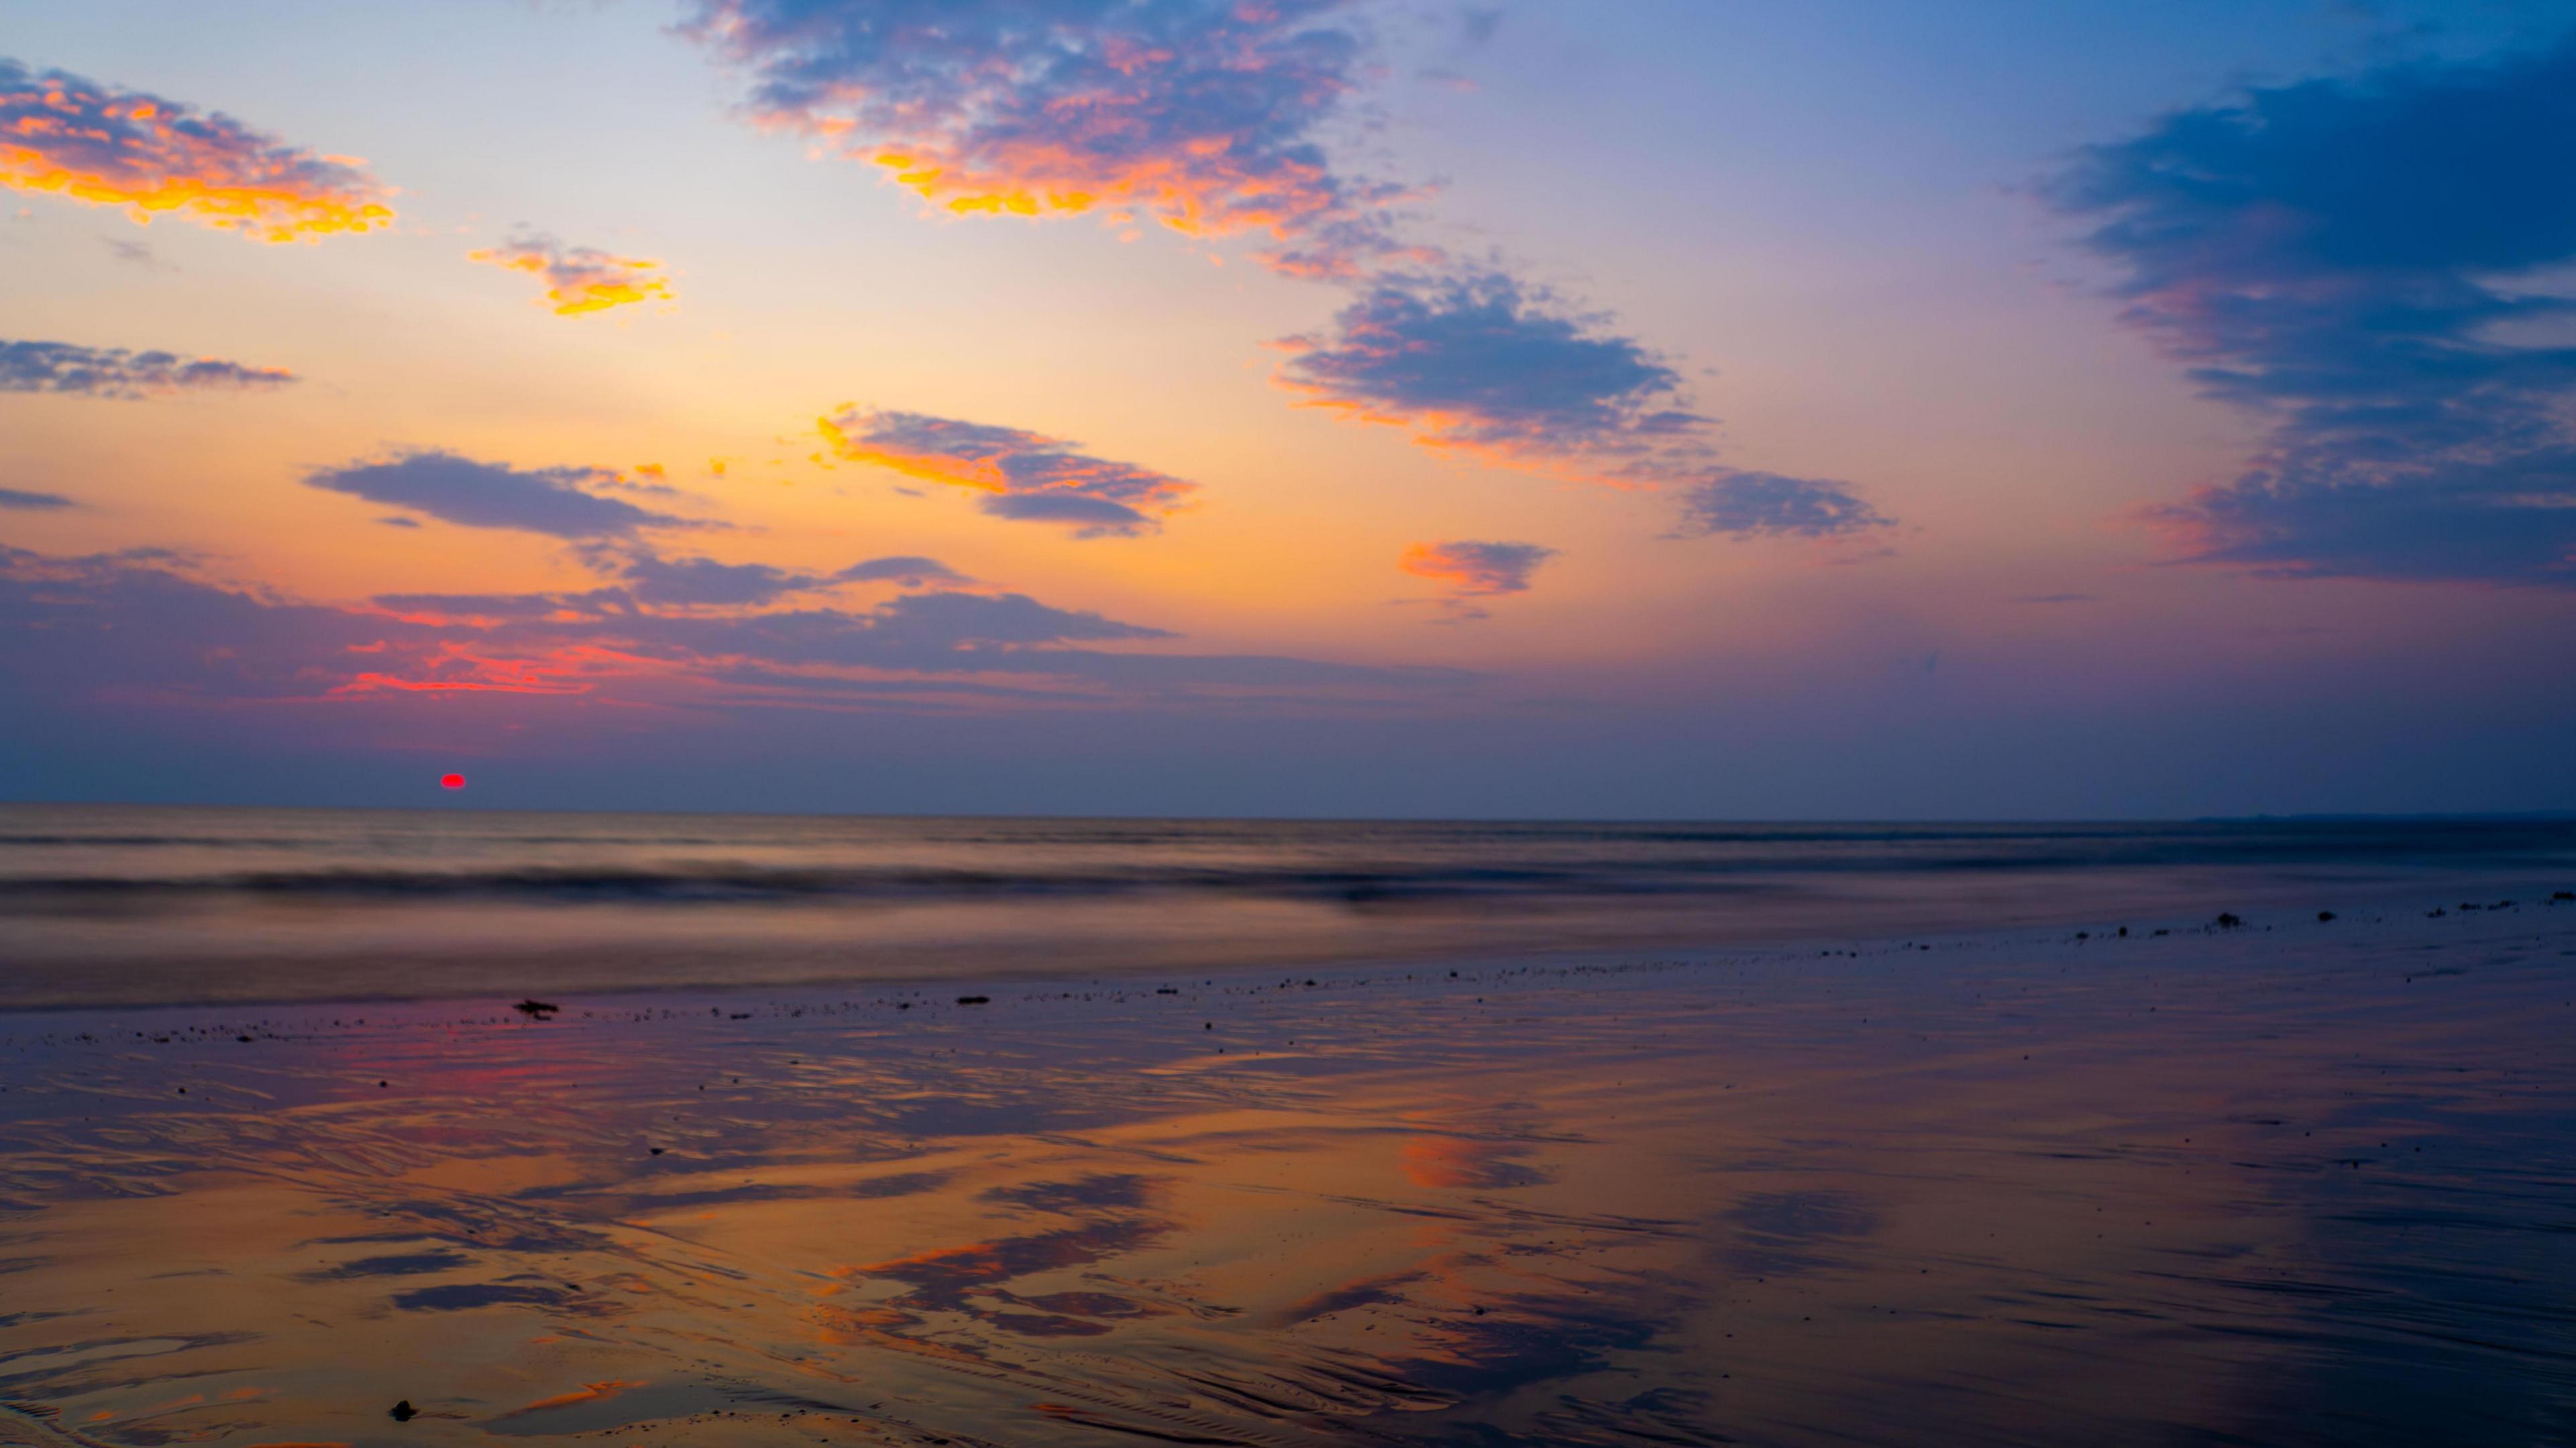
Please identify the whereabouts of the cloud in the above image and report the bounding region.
[1275,268,1896,539]
[1397,539,1553,620]
[372,590,602,622]
[836,555,969,586]
[1275,269,1698,462]
[2046,36,2576,585]
[1404,540,1554,596]
[0,486,73,510]
[680,0,1408,279]
[1672,470,1889,539]
[0,58,392,242]
[307,452,696,539]
[469,233,672,315]
[979,492,1165,530]
[0,545,434,703]
[606,551,818,607]
[587,548,967,606]
[0,337,294,398]
[821,408,1197,537]
[841,588,1167,649]
[0,543,1458,725]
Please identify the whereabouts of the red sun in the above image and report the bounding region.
[439,773,466,790]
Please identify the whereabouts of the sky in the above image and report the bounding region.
[3,0,2574,819]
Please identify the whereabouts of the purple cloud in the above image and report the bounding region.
[2047,35,2576,585]
[1672,471,1888,539]
[608,552,819,608]
[0,544,1460,720]
[1275,270,1697,461]
[0,487,74,510]
[592,548,970,606]
[307,453,695,539]
[1,338,294,398]
[836,555,969,586]
[0,545,427,703]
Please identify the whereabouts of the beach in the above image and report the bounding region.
[4,871,2574,1445]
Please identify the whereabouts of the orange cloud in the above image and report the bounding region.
[0,58,392,242]
[820,407,1196,537]
[468,235,672,316]
[1399,540,1556,622]
[684,1,1413,279]
[1399,541,1554,597]
[328,641,639,698]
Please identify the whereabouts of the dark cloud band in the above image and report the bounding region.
[0,545,1463,719]
[308,453,696,539]
[1,338,294,398]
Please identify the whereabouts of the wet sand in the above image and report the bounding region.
[3,897,2574,1445]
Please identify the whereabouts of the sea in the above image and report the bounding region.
[3,802,2573,1007]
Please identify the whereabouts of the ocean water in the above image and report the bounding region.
[3,803,2574,1006]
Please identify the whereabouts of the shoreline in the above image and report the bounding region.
[3,882,2567,1025]
[4,869,2570,1015]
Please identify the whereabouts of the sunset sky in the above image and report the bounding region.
[4,0,2573,818]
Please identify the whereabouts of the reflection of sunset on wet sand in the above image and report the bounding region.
[5,901,2573,1444]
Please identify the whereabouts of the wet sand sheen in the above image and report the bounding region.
[3,902,2575,1445]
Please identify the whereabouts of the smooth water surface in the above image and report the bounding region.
[5,804,2573,1006]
